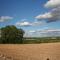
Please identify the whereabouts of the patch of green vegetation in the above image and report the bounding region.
[23,37,60,44]
[0,25,25,44]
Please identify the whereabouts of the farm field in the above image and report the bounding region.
[0,43,60,60]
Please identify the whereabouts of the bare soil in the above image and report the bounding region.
[0,43,60,60]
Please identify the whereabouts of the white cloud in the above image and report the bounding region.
[38,29,60,33]
[36,29,60,37]
[16,20,45,27]
[43,29,60,37]
[36,7,60,23]
[35,12,52,19]
[25,29,60,37]
[32,21,45,26]
[35,0,60,23]
[16,21,32,26]
[24,30,36,37]
[0,16,13,22]
[29,30,36,33]
[45,0,60,8]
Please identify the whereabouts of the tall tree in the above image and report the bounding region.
[1,25,25,44]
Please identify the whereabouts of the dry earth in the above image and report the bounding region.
[0,43,60,60]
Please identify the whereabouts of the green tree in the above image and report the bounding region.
[1,25,25,44]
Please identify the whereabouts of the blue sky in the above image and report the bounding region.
[0,0,60,37]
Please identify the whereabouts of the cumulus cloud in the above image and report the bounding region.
[0,16,13,22]
[35,12,52,19]
[16,21,32,26]
[16,20,44,27]
[45,0,60,8]
[35,0,60,23]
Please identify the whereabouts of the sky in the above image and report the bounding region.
[0,0,60,37]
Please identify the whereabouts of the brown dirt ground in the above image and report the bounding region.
[0,43,60,60]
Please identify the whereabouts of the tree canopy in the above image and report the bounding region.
[0,25,25,44]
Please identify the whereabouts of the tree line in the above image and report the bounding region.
[0,25,25,44]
